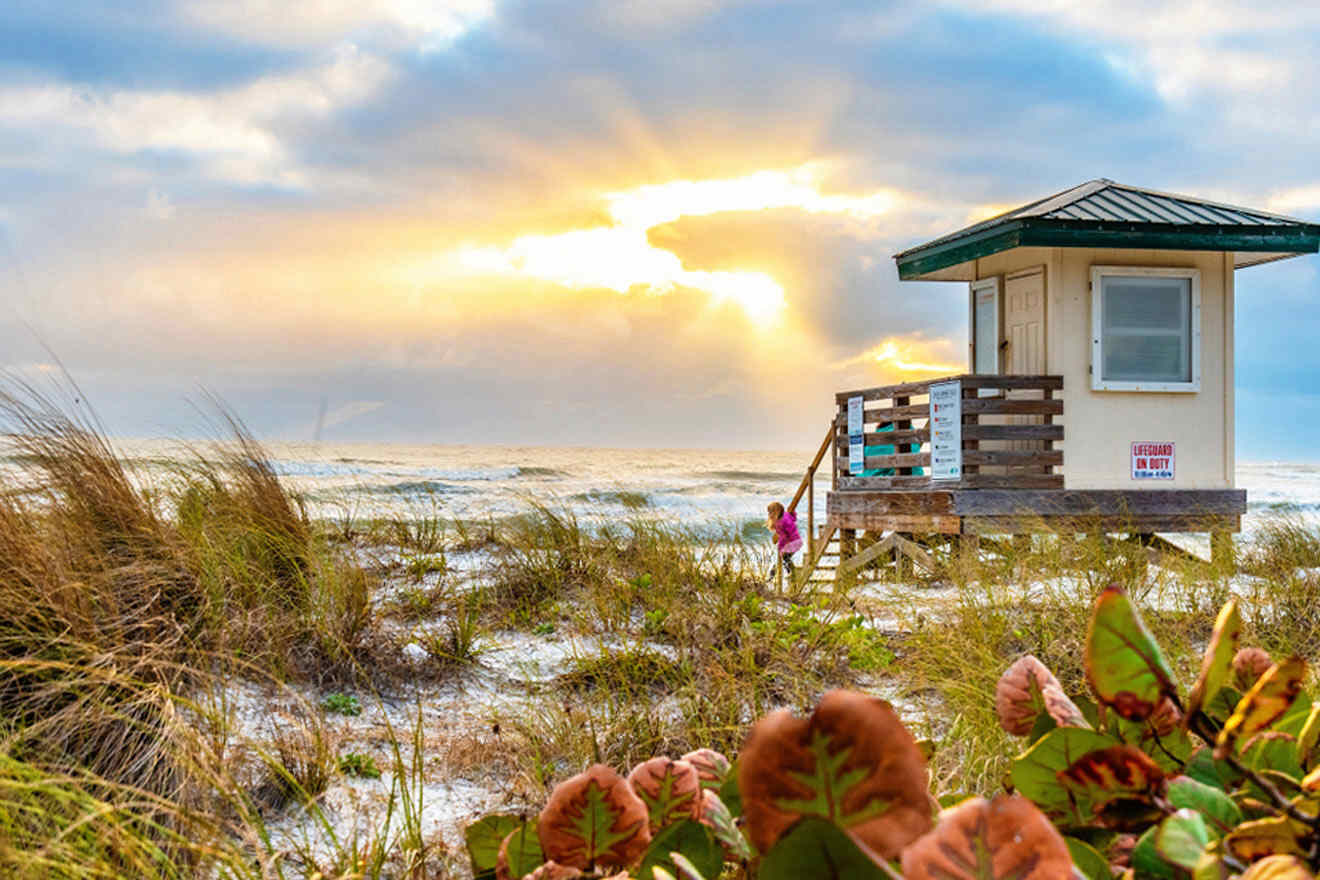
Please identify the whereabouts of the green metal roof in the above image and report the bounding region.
[895,179,1320,280]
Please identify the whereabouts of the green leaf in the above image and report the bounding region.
[1085,586,1179,721]
[758,818,890,880]
[1131,826,1180,879]
[717,762,741,818]
[700,792,750,861]
[1216,657,1308,758]
[637,820,721,880]
[1010,727,1119,824]
[1295,703,1320,770]
[1065,837,1110,880]
[1157,809,1211,870]
[1167,776,1242,838]
[464,813,520,876]
[1187,601,1242,720]
[1112,714,1196,773]
[502,821,544,879]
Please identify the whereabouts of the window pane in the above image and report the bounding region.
[1103,276,1189,333]
[974,288,997,374]
[1101,275,1191,383]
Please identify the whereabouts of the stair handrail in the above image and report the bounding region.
[788,424,834,515]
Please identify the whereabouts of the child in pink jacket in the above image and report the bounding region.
[766,501,803,577]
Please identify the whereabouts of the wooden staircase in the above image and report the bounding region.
[779,425,938,590]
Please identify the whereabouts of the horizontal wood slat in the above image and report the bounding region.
[835,374,1062,403]
[961,450,1063,467]
[962,424,1063,441]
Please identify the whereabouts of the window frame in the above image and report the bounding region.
[1090,265,1201,393]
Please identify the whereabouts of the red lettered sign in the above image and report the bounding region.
[1131,441,1175,480]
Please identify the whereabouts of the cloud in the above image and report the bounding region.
[183,0,494,51]
[0,43,392,187]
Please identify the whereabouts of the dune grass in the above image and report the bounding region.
[2,376,1320,876]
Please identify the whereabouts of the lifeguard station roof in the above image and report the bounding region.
[895,178,1320,281]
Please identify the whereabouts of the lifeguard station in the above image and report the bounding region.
[787,179,1320,581]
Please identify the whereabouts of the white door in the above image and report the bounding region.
[1005,268,1044,374]
[1003,268,1046,453]
[971,278,1000,375]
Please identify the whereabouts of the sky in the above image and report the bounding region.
[2,1,1319,458]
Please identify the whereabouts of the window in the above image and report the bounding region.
[971,278,999,375]
[1091,266,1200,392]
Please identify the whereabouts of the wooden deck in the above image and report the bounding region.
[826,488,1246,536]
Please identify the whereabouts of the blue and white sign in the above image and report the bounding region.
[929,380,962,481]
[847,395,865,475]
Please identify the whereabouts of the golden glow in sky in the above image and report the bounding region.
[451,163,900,327]
[841,337,965,377]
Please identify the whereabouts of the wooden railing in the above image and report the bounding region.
[832,374,1064,490]
[787,424,835,565]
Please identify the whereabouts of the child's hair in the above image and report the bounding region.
[766,501,785,519]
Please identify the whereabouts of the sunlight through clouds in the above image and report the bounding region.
[448,163,900,326]
[838,336,965,377]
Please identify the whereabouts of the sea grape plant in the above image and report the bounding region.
[466,690,1075,879]
[464,585,1320,879]
[996,587,1320,879]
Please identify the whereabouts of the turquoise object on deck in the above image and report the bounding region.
[858,422,924,477]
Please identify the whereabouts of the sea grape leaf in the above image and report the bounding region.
[1296,704,1320,770]
[1156,809,1211,870]
[538,764,651,870]
[996,654,1090,736]
[1010,727,1119,824]
[1234,648,1275,692]
[1085,586,1179,721]
[1243,732,1304,780]
[900,794,1073,880]
[466,813,521,876]
[668,851,712,880]
[497,822,544,880]
[1186,600,1242,721]
[1302,766,1320,793]
[1224,816,1305,862]
[1064,837,1110,880]
[628,758,703,833]
[698,790,750,860]
[681,749,731,790]
[717,762,741,818]
[1131,826,1179,880]
[1112,713,1195,773]
[1056,745,1166,828]
[756,817,890,880]
[636,819,721,880]
[1215,657,1307,758]
[1237,855,1319,880]
[1167,776,1242,837]
[738,689,933,859]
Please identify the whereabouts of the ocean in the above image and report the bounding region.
[6,440,1317,538]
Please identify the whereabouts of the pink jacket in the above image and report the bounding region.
[775,511,803,554]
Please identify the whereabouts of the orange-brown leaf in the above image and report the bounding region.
[627,757,702,833]
[680,748,731,789]
[1234,647,1274,692]
[900,794,1073,880]
[538,764,651,870]
[1238,855,1319,879]
[521,862,584,880]
[738,689,933,859]
[995,654,1088,735]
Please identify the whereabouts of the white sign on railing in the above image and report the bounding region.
[929,380,963,481]
[847,395,864,475]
